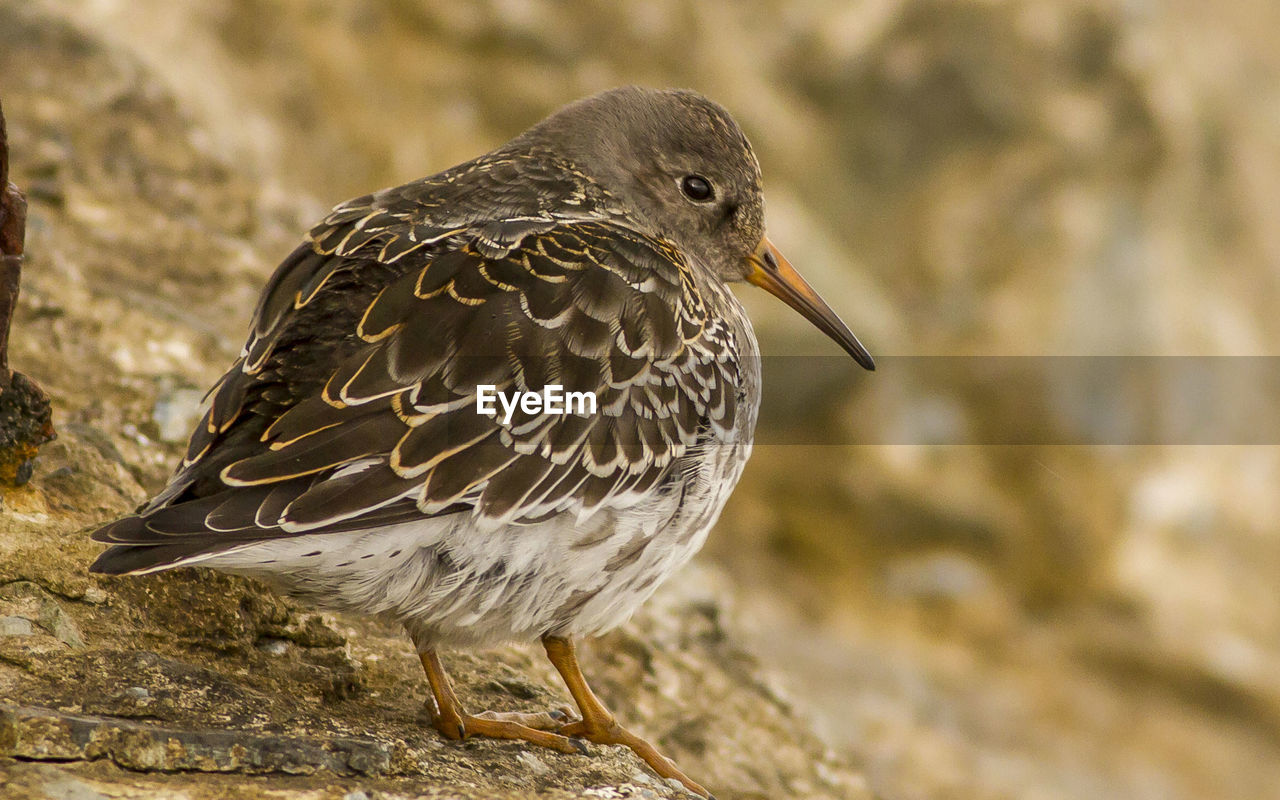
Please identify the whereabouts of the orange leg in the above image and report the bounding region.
[418,650,584,754]
[542,635,712,799]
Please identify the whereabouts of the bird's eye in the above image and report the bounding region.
[680,175,714,202]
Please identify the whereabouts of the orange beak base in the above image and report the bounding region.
[746,237,875,370]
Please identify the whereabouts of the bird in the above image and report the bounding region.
[89,86,874,798]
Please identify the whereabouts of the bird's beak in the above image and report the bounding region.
[746,236,875,370]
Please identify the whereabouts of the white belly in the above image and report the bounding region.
[198,442,748,649]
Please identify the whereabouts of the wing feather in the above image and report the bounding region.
[91,200,745,572]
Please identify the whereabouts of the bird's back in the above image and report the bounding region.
[90,146,760,618]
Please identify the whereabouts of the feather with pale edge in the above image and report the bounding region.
[91,177,741,572]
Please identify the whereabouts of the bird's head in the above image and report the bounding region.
[525,86,874,370]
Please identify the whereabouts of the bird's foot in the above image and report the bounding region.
[431,705,586,755]
[558,716,711,799]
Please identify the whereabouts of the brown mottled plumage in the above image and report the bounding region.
[90,87,873,798]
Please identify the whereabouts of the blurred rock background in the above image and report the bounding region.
[3,1,1279,799]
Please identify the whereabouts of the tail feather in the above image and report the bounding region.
[88,495,441,575]
[90,535,233,575]
[88,513,258,575]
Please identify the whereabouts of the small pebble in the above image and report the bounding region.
[257,638,289,656]
[0,616,34,636]
[342,791,370,800]
[37,770,108,800]
[125,686,151,699]
[38,599,85,648]
[120,423,152,446]
[516,750,551,776]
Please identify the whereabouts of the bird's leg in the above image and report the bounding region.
[542,635,712,799]
[417,650,584,754]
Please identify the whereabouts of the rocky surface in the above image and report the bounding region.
[4,1,1280,799]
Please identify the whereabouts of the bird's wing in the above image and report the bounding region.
[91,212,744,562]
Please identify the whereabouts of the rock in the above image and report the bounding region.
[149,382,206,444]
[0,615,33,637]
[0,582,82,647]
[0,704,393,775]
[36,598,83,648]
[1,763,110,800]
[256,637,289,656]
